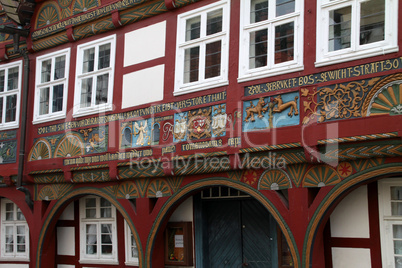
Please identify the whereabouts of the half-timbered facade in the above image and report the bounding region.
[0,0,400,267]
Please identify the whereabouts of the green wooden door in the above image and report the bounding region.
[197,198,278,267]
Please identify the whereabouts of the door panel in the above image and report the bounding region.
[242,199,278,267]
[200,199,278,268]
[206,200,242,268]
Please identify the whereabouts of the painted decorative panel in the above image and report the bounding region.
[29,127,108,161]
[173,104,228,143]
[243,91,299,132]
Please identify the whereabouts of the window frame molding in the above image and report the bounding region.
[315,0,399,67]
[73,34,116,118]
[0,60,22,130]
[174,0,230,96]
[378,178,402,268]
[79,196,118,264]
[0,198,29,261]
[238,0,304,83]
[33,48,70,124]
[124,220,139,266]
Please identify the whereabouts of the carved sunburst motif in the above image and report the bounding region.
[147,179,171,198]
[258,169,291,190]
[302,165,341,187]
[37,5,60,28]
[29,140,51,161]
[73,0,99,15]
[368,82,402,116]
[58,0,73,8]
[55,134,84,158]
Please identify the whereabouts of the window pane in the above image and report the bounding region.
[0,70,4,92]
[185,16,201,41]
[251,0,268,23]
[17,207,25,221]
[184,46,200,83]
[5,226,14,253]
[329,6,351,51]
[54,56,66,80]
[207,9,223,35]
[80,78,93,108]
[39,87,50,115]
[86,224,97,254]
[0,98,3,123]
[100,198,112,218]
[5,95,16,122]
[101,224,112,254]
[276,0,295,16]
[249,29,268,69]
[96,74,109,105]
[41,59,51,83]
[98,44,111,70]
[7,67,19,90]
[392,187,402,200]
[205,41,221,79]
[85,197,97,218]
[83,48,95,73]
[52,85,64,113]
[396,257,402,268]
[360,0,384,45]
[131,233,138,257]
[275,22,294,64]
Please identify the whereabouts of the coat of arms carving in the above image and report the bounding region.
[187,108,212,140]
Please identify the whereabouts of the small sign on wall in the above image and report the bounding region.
[165,222,193,266]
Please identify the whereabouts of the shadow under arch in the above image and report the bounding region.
[303,163,402,268]
[35,187,143,268]
[145,177,301,268]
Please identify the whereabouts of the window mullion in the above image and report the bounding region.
[267,24,274,68]
[269,0,275,19]
[199,43,206,82]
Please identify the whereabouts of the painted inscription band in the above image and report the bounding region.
[38,92,227,135]
[63,149,153,165]
[181,139,223,151]
[245,57,402,96]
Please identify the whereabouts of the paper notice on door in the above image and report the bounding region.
[174,234,184,248]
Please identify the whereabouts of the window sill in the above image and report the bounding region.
[79,259,118,265]
[237,65,304,84]
[0,257,29,261]
[73,104,113,118]
[315,46,399,68]
[125,261,139,266]
[174,80,228,96]
[33,113,66,125]
[0,123,19,131]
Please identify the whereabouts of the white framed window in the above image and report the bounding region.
[79,196,117,264]
[174,0,230,95]
[0,199,29,260]
[379,178,402,268]
[316,0,398,67]
[34,48,70,124]
[238,0,303,82]
[74,35,116,117]
[0,61,21,130]
[124,220,139,266]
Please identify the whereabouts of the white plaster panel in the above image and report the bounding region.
[57,265,75,268]
[330,185,369,238]
[59,202,74,220]
[169,197,193,222]
[332,247,371,268]
[124,21,166,66]
[57,227,75,256]
[0,265,29,268]
[122,65,164,109]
